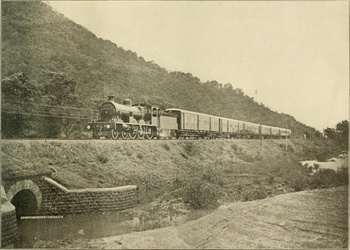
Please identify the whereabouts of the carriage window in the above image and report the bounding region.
[152,108,158,117]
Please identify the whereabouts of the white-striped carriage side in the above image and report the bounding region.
[239,121,260,138]
[261,124,273,137]
[219,118,228,133]
[211,116,220,132]
[166,108,291,139]
[198,115,210,131]
[227,119,240,134]
[166,108,220,136]
[271,126,280,136]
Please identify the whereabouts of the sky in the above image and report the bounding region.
[48,1,349,132]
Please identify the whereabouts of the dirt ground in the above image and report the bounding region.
[36,186,347,249]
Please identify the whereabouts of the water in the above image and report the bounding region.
[16,208,190,248]
[300,155,347,174]
[17,211,136,248]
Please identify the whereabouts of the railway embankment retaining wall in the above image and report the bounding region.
[39,177,138,214]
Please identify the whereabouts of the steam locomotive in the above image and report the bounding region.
[87,96,291,140]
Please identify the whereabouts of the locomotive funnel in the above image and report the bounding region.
[108,96,115,102]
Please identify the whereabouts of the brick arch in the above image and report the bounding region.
[7,180,42,210]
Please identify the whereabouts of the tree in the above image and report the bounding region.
[324,127,337,139]
[336,120,348,148]
[38,71,83,138]
[224,83,233,91]
[1,72,40,102]
[324,120,348,150]
[1,73,41,138]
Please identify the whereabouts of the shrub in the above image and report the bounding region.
[309,168,348,188]
[338,166,349,184]
[201,167,224,187]
[239,154,255,162]
[240,187,268,201]
[162,143,170,151]
[291,178,307,191]
[288,145,295,153]
[181,178,220,209]
[126,149,132,157]
[182,142,198,157]
[96,153,109,164]
[180,152,188,159]
[267,175,275,184]
[231,143,239,151]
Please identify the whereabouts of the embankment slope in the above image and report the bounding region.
[2,139,347,205]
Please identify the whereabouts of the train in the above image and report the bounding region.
[87,96,292,140]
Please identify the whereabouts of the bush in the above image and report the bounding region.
[267,175,275,184]
[96,153,109,164]
[291,178,307,191]
[181,179,220,209]
[231,143,239,151]
[309,168,348,188]
[201,167,224,187]
[182,142,198,157]
[162,143,170,151]
[240,187,267,201]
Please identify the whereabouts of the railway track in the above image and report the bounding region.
[2,138,290,143]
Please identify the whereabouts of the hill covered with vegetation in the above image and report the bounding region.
[2,1,319,138]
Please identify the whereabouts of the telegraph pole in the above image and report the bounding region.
[255,90,258,103]
[285,132,288,151]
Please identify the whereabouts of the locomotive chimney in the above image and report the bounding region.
[108,96,115,102]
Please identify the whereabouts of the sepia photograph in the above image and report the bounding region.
[1,1,348,248]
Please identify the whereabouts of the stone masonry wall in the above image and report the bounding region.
[1,204,17,248]
[1,185,18,248]
[39,177,138,215]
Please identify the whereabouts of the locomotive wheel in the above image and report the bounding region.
[137,132,144,140]
[121,131,128,140]
[129,131,137,140]
[145,128,153,140]
[111,129,119,140]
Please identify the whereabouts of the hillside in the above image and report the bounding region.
[2,1,318,138]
